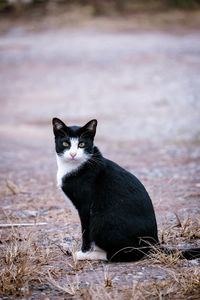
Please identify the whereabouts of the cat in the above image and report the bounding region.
[52,118,200,262]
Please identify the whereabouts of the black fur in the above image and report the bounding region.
[52,118,200,262]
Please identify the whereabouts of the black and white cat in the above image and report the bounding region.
[52,118,200,262]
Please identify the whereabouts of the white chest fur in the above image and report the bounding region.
[56,154,83,211]
[56,154,80,187]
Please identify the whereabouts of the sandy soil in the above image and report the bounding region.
[0,14,200,298]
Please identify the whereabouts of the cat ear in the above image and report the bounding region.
[82,119,97,137]
[52,118,68,136]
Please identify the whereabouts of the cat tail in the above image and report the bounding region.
[159,246,200,260]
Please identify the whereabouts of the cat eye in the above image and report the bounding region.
[78,142,85,148]
[63,141,70,147]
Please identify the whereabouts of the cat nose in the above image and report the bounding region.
[70,152,77,159]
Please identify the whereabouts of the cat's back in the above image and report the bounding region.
[93,156,156,217]
[97,157,146,193]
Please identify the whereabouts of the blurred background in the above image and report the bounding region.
[1,0,200,14]
[1,0,200,140]
[0,0,200,221]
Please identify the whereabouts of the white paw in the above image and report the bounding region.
[75,250,107,261]
[89,250,107,261]
[75,250,88,260]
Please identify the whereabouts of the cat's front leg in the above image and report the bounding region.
[81,231,91,252]
[78,206,91,252]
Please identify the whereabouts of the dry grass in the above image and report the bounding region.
[131,267,200,300]
[0,213,200,299]
[159,213,200,245]
[48,271,80,296]
[0,230,43,297]
[77,266,200,300]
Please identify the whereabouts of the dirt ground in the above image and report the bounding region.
[0,11,200,299]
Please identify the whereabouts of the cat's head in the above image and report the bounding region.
[52,118,97,164]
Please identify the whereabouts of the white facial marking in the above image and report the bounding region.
[56,138,90,187]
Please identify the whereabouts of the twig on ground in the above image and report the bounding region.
[0,222,47,228]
